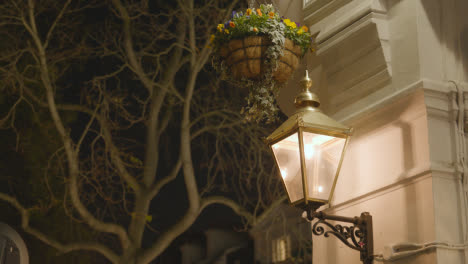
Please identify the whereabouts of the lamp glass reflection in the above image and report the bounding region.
[302,132,346,201]
[272,133,303,203]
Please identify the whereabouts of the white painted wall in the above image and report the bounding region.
[314,90,437,264]
[275,0,468,263]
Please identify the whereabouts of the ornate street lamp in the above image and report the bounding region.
[266,71,374,264]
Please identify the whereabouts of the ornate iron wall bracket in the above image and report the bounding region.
[307,210,374,264]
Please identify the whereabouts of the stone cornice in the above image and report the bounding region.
[303,0,391,112]
[303,0,387,43]
[333,79,468,124]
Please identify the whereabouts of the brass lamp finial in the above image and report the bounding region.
[294,70,320,109]
[300,70,313,90]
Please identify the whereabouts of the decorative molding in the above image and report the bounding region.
[327,162,462,213]
[325,156,461,213]
[335,79,457,124]
[423,83,452,121]
[322,79,465,213]
[303,0,387,43]
[303,0,391,111]
[421,80,468,122]
[456,82,468,130]
[303,0,351,27]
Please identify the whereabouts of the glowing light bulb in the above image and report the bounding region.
[280,169,288,179]
[305,145,315,159]
[318,186,323,193]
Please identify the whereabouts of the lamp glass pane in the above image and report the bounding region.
[302,132,346,201]
[272,133,303,203]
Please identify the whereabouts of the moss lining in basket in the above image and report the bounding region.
[211,4,314,123]
[219,36,302,83]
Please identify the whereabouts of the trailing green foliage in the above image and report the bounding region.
[211,4,314,123]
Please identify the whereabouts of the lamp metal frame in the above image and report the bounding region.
[307,209,374,264]
[266,71,375,264]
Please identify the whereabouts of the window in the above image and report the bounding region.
[272,235,290,263]
[0,236,20,264]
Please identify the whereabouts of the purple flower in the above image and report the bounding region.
[297,22,301,27]
[224,21,230,28]
[232,11,237,18]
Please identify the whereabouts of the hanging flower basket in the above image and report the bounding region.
[210,4,315,123]
[219,36,302,83]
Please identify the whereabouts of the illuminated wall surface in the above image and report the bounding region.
[272,0,468,263]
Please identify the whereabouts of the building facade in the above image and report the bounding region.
[275,0,468,263]
[180,228,252,264]
[250,204,312,264]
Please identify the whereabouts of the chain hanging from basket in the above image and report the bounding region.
[210,2,314,123]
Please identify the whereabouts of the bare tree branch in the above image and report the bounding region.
[44,0,72,49]
[24,0,131,249]
[149,159,182,199]
[201,196,255,223]
[0,193,120,263]
[0,1,286,263]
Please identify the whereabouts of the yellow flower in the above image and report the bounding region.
[246,8,252,16]
[268,11,275,19]
[297,29,303,35]
[224,29,229,34]
[283,18,297,29]
[217,24,224,32]
[256,8,262,16]
[301,25,308,32]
